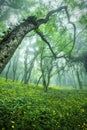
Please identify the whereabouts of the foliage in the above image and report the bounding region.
[0,78,87,130]
[0,0,87,128]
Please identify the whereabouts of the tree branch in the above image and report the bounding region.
[64,7,76,54]
[37,6,68,25]
[35,30,56,58]
[37,6,76,57]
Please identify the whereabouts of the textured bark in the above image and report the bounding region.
[0,20,37,73]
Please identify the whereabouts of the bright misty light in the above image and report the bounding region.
[42,0,63,7]
[9,15,18,25]
[42,0,48,3]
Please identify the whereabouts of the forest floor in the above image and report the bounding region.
[0,78,87,130]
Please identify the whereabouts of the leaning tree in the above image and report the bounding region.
[0,6,76,73]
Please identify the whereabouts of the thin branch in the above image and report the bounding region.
[36,30,56,58]
[45,6,67,20]
[64,7,76,54]
[37,6,68,25]
[36,29,70,59]
[37,6,76,57]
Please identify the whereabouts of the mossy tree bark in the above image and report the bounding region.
[0,19,37,73]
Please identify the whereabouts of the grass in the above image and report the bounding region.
[0,78,87,130]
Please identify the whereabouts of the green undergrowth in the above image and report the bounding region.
[0,78,87,130]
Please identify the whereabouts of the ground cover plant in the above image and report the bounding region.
[0,78,87,130]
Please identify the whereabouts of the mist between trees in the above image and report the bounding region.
[0,0,87,91]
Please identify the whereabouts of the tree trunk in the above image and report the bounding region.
[5,60,11,81]
[0,20,36,73]
[76,70,82,89]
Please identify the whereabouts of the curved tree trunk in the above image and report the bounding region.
[0,17,37,73]
[0,6,76,73]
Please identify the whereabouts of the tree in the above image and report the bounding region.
[12,50,19,81]
[5,60,11,81]
[0,6,76,73]
[39,47,54,91]
[22,46,38,84]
